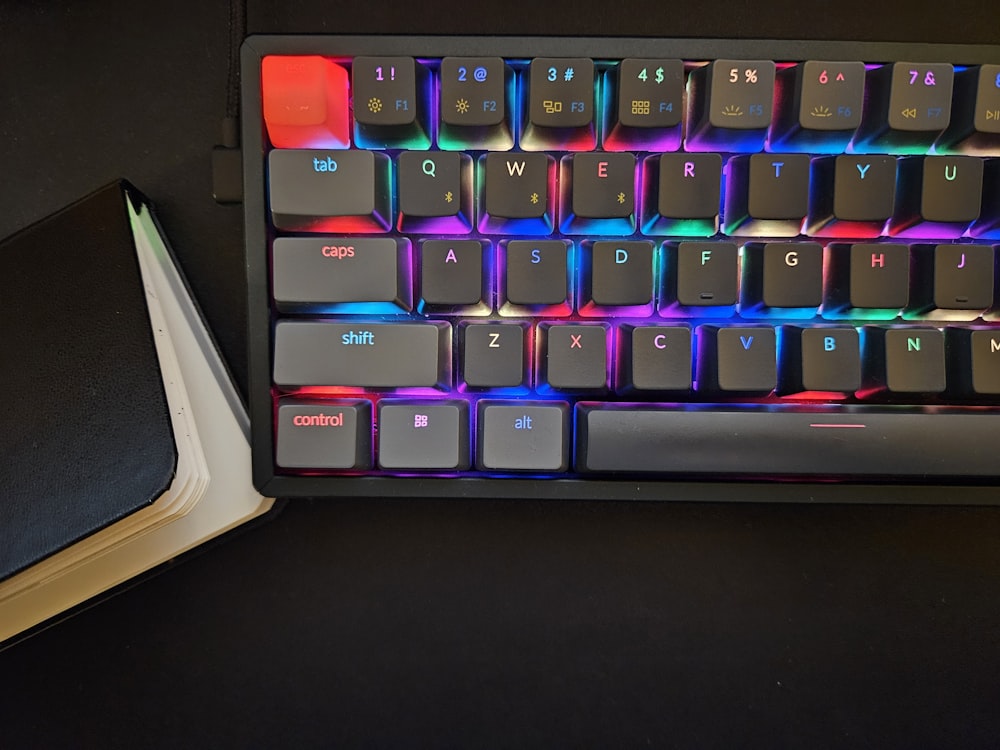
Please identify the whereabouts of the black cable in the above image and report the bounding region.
[213,0,247,202]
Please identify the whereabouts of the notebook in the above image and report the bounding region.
[0,181,275,643]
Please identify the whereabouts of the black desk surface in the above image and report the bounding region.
[2,2,999,746]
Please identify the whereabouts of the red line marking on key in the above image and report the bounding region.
[808,423,866,428]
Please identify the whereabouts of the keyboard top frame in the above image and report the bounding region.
[241,35,1000,503]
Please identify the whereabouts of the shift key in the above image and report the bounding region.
[273,321,450,388]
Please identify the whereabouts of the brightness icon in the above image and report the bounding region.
[455,98,470,114]
[721,104,744,117]
[810,105,833,118]
[367,97,383,113]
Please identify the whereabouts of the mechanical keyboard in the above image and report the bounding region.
[241,36,1000,502]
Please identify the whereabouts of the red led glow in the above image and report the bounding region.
[262,56,351,149]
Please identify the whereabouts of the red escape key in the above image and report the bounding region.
[262,55,351,148]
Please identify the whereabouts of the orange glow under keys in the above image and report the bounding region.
[262,55,350,148]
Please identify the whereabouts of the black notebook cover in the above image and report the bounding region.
[0,182,176,582]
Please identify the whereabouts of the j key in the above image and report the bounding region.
[808,155,896,235]
[663,241,739,314]
[273,321,450,388]
[580,241,654,312]
[946,328,1000,395]
[863,327,946,394]
[620,325,693,392]
[825,243,910,318]
[576,407,999,477]
[890,156,984,237]
[778,326,861,395]
[482,152,553,228]
[477,402,570,472]
[854,62,954,152]
[647,153,722,235]
[697,325,777,394]
[724,154,810,236]
[741,242,823,315]
[397,151,471,230]
[461,323,527,388]
[271,237,410,313]
[419,240,487,309]
[563,153,635,224]
[687,59,776,151]
[275,399,372,470]
[527,57,595,129]
[268,149,391,232]
[938,64,1000,155]
[770,61,865,152]
[540,324,609,391]
[261,55,350,149]
[440,57,506,127]
[501,240,570,310]
[377,401,470,471]
[910,244,995,315]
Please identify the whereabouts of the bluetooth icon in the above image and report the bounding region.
[564,67,575,82]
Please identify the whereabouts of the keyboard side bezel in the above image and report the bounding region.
[242,35,1000,502]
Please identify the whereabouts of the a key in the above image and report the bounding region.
[397,151,472,232]
[439,57,514,151]
[890,156,984,237]
[724,154,810,236]
[778,326,861,395]
[687,59,776,151]
[575,407,999,477]
[268,149,391,232]
[853,62,955,153]
[808,155,897,236]
[351,56,430,148]
[418,240,488,311]
[477,402,570,472]
[863,327,946,394]
[824,243,910,319]
[580,241,654,314]
[560,153,635,234]
[275,399,372,470]
[741,242,823,316]
[697,325,777,394]
[662,241,739,316]
[377,401,470,471]
[605,58,684,151]
[261,55,350,149]
[460,323,527,388]
[272,321,450,388]
[937,64,1000,155]
[481,152,554,233]
[644,153,722,236]
[271,237,411,313]
[619,325,693,392]
[539,324,609,391]
[910,244,995,317]
[946,328,1000,395]
[500,240,570,312]
[524,57,596,150]
[770,61,865,152]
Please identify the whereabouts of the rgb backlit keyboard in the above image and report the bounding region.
[241,36,1000,501]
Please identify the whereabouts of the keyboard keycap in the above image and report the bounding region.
[778,326,861,395]
[645,153,722,236]
[397,151,472,232]
[697,325,777,394]
[824,243,910,318]
[606,58,684,151]
[261,56,350,149]
[418,240,488,311]
[268,149,391,232]
[275,399,372,470]
[854,62,954,152]
[687,59,776,151]
[938,64,1000,155]
[477,402,570,471]
[271,237,411,313]
[808,155,897,236]
[890,156,984,237]
[724,154,810,235]
[377,401,470,470]
[481,152,554,232]
[580,240,654,313]
[561,153,635,233]
[741,242,823,316]
[576,406,998,477]
[524,58,596,150]
[501,240,570,311]
[351,56,430,148]
[461,323,527,388]
[663,241,739,315]
[619,325,693,392]
[770,61,865,152]
[863,327,946,394]
[440,57,507,127]
[947,328,1000,394]
[273,321,450,388]
[911,243,995,316]
[540,324,609,391]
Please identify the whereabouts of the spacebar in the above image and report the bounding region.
[576,406,999,478]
